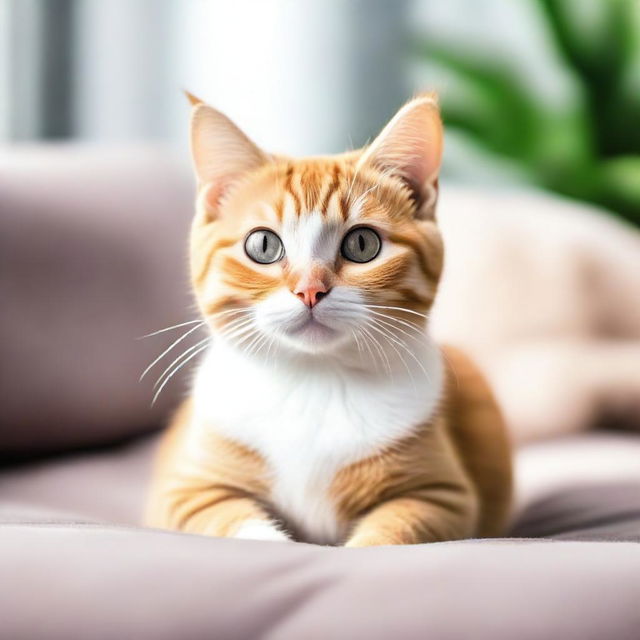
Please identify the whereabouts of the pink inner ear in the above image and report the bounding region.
[395,114,442,190]
[203,174,238,217]
[405,135,440,188]
[362,98,443,195]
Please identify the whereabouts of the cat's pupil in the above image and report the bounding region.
[262,234,268,253]
[358,234,365,252]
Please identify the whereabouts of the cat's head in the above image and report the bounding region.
[188,94,444,364]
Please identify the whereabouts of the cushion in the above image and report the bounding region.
[510,432,640,541]
[1,431,639,542]
[0,525,638,640]
[0,145,195,457]
[1,432,638,638]
[0,434,156,525]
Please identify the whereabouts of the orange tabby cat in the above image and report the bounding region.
[145,94,512,546]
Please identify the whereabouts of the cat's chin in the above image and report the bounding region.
[289,317,335,340]
[275,320,350,355]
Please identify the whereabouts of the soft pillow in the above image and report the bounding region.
[0,145,195,458]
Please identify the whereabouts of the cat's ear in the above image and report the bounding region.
[357,93,443,219]
[188,95,267,217]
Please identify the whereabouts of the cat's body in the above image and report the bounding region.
[192,337,444,544]
[148,342,510,545]
[146,95,512,545]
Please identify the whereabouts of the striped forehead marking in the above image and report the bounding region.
[280,163,351,220]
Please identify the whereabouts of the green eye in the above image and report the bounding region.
[244,229,284,264]
[341,227,381,263]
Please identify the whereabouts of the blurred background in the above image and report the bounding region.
[2,0,639,226]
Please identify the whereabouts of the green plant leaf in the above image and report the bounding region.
[599,155,640,224]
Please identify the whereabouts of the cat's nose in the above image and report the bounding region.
[294,283,331,308]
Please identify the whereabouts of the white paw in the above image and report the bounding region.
[234,520,290,542]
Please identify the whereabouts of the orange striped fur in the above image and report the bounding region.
[145,94,512,545]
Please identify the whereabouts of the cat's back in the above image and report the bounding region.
[440,344,512,537]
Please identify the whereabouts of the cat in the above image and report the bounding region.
[145,94,512,546]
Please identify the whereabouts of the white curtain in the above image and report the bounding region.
[2,0,410,152]
[174,0,409,155]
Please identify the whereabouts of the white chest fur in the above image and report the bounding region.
[191,340,443,544]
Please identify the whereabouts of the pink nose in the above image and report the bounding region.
[294,284,331,308]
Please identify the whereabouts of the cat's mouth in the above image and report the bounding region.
[253,287,363,353]
[288,316,336,339]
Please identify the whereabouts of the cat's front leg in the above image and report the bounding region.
[344,492,478,547]
[147,483,291,542]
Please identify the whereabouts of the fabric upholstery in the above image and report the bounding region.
[1,431,639,542]
[0,434,157,525]
[1,526,639,640]
[510,432,640,541]
[1,432,639,638]
[0,145,195,457]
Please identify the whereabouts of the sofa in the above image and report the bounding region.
[1,145,639,639]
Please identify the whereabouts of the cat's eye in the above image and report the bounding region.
[244,229,284,264]
[341,227,381,263]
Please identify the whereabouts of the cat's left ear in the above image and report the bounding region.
[357,93,443,219]
[188,93,268,219]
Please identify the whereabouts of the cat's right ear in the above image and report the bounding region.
[188,95,267,218]
[357,93,443,219]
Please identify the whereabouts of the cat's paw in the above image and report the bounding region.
[234,520,290,542]
[344,533,397,547]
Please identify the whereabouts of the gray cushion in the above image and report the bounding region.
[511,482,640,542]
[0,145,195,457]
[0,525,638,640]
[509,432,640,542]
[1,422,639,638]
[1,432,639,541]
[0,434,157,525]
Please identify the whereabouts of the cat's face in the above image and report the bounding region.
[188,95,443,362]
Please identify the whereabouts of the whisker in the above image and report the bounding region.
[153,336,212,391]
[368,310,424,337]
[243,330,267,359]
[231,327,260,352]
[250,332,272,360]
[367,319,415,391]
[139,321,206,381]
[218,321,257,349]
[370,314,424,347]
[360,325,392,378]
[345,140,371,207]
[364,304,429,321]
[264,333,278,364]
[351,329,364,362]
[217,317,255,339]
[345,164,362,207]
[368,319,431,383]
[360,327,382,373]
[207,307,253,321]
[151,341,211,407]
[138,318,202,339]
[243,327,271,359]
[350,184,376,214]
[355,326,379,373]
